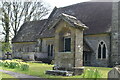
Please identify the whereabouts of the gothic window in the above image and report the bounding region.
[103,44,106,58]
[97,41,107,59]
[98,44,101,58]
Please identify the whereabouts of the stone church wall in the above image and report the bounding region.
[84,33,110,67]
[12,33,111,67]
[111,2,120,66]
[12,42,36,59]
[40,38,55,61]
[41,38,54,53]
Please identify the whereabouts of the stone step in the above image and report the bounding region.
[45,70,73,76]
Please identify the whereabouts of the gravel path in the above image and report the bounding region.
[0,69,49,80]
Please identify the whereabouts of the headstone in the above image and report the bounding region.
[108,65,120,79]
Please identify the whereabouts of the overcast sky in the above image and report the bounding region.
[44,0,91,8]
[44,0,117,8]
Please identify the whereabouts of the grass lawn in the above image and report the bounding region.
[0,62,112,79]
[84,66,112,78]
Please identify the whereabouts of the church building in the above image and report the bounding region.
[12,2,120,67]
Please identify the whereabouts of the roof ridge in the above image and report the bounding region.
[24,19,47,23]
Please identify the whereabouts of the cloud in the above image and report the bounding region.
[90,0,119,2]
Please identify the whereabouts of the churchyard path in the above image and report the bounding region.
[0,69,49,80]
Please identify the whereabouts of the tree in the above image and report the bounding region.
[0,1,50,53]
[2,42,12,53]
[1,2,11,42]
[1,1,50,41]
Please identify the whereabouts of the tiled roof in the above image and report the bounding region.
[12,2,113,42]
[12,19,47,42]
[40,2,112,38]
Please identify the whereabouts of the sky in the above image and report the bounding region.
[0,0,91,41]
[44,0,90,8]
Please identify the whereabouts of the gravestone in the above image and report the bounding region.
[108,65,120,79]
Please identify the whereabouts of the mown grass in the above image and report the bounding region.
[1,62,112,79]
[84,66,112,78]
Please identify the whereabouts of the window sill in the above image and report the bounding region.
[59,52,71,54]
[96,58,108,60]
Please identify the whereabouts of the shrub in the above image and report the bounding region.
[20,63,29,71]
[8,61,19,69]
[0,60,29,71]
[3,61,9,67]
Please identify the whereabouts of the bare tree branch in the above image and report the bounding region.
[1,1,50,42]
